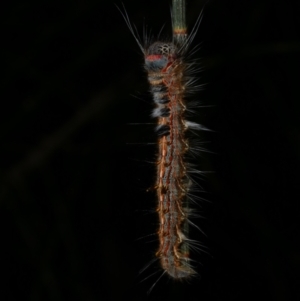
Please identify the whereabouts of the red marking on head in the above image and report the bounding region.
[146,54,164,61]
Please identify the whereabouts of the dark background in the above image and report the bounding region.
[2,0,300,300]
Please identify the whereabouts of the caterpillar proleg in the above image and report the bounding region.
[119,0,206,280]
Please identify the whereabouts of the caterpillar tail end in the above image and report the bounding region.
[160,256,196,279]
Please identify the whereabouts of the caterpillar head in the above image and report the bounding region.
[145,42,177,71]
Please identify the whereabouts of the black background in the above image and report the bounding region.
[2,0,300,300]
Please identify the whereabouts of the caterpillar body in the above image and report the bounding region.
[146,41,196,278]
[119,0,206,280]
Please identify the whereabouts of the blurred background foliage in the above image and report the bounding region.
[1,0,300,300]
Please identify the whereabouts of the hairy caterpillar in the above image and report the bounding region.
[119,0,207,280]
